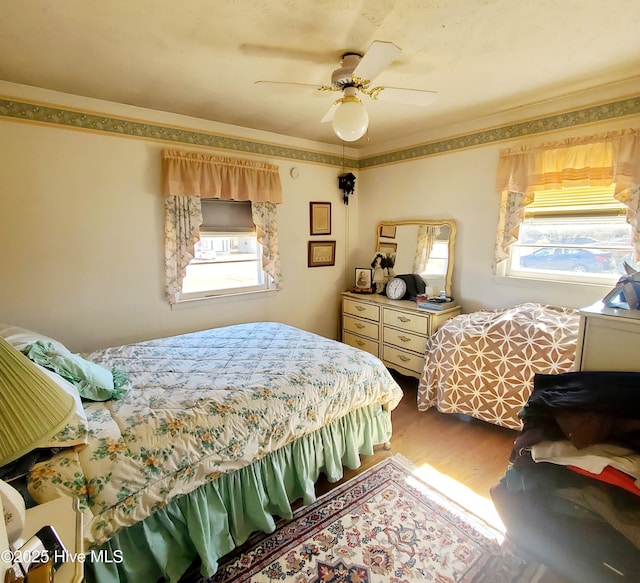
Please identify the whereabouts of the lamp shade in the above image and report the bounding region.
[0,337,75,467]
[332,96,369,142]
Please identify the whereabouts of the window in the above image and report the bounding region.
[178,200,269,300]
[507,187,635,283]
[420,240,449,278]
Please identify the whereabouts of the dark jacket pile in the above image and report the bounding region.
[491,371,640,583]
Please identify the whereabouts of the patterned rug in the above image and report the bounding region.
[207,455,544,582]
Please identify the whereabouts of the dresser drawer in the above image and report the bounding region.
[343,315,379,340]
[343,331,379,357]
[382,345,425,374]
[383,326,428,354]
[343,298,380,321]
[383,307,429,335]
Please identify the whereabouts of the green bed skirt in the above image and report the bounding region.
[86,402,393,583]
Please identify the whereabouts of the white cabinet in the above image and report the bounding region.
[341,291,461,378]
[575,302,640,372]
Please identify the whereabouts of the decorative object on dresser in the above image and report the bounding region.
[353,268,373,293]
[307,240,336,267]
[575,301,640,372]
[342,291,461,379]
[370,252,393,293]
[387,273,426,301]
[385,276,407,300]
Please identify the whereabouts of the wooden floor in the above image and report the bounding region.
[315,371,569,583]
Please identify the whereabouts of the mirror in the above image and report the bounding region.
[376,219,456,298]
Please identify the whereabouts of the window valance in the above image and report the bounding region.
[494,129,640,268]
[496,129,640,197]
[162,149,282,203]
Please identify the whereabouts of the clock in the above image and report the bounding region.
[385,277,407,300]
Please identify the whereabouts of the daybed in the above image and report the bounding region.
[1,322,403,583]
[417,303,580,430]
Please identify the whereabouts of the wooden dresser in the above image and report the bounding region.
[575,301,640,372]
[341,291,461,378]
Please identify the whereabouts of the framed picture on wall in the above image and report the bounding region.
[377,242,397,256]
[308,241,336,267]
[309,202,332,235]
[379,224,397,238]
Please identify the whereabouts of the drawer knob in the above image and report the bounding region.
[355,306,366,312]
[356,340,365,347]
[355,323,365,329]
[397,316,410,323]
[397,354,411,362]
[398,335,411,342]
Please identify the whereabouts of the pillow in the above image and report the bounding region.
[0,323,71,355]
[34,363,89,448]
[23,341,128,402]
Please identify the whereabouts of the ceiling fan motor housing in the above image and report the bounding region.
[331,52,363,88]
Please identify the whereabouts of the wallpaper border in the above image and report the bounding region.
[0,97,356,169]
[360,95,640,168]
[1,94,639,169]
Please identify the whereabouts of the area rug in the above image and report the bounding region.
[207,454,544,582]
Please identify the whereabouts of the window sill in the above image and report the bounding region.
[492,274,614,293]
[170,288,277,310]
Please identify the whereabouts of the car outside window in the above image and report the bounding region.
[507,188,635,283]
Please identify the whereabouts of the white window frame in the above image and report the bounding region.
[504,187,633,286]
[176,231,272,303]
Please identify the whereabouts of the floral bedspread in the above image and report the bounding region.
[27,323,403,546]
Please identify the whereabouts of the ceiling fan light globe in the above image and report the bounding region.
[332,101,369,142]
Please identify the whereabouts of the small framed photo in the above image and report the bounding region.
[354,268,373,291]
[379,224,397,239]
[377,242,398,256]
[309,202,331,235]
[308,240,336,267]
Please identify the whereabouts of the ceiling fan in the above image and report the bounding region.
[255,41,438,142]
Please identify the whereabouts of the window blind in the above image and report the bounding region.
[526,187,625,217]
[200,200,255,233]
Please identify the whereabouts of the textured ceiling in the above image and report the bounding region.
[1,0,640,149]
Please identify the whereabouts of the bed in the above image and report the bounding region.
[1,322,403,583]
[417,303,579,430]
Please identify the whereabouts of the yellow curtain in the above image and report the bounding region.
[495,129,640,267]
[162,149,282,203]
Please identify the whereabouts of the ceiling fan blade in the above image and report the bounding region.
[320,102,339,123]
[352,41,402,82]
[373,87,438,106]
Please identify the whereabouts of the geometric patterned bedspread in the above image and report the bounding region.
[26,322,403,546]
[417,303,579,430]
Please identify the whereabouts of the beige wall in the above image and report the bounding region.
[3,82,639,352]
[356,115,640,313]
[0,111,355,352]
